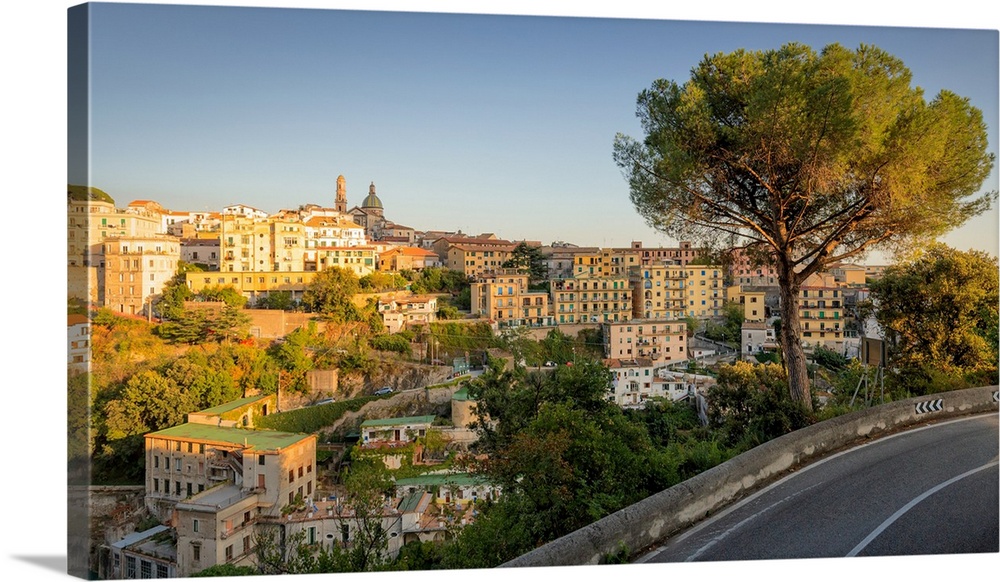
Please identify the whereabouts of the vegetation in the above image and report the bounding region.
[702,302,744,347]
[68,183,114,204]
[706,361,810,450]
[256,395,389,434]
[430,356,739,568]
[614,42,995,411]
[870,244,999,397]
[501,242,548,281]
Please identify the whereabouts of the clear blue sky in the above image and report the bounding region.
[76,1,999,260]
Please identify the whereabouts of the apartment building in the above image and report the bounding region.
[180,238,220,270]
[143,396,317,576]
[631,263,688,320]
[219,214,272,273]
[629,240,706,266]
[68,314,90,373]
[829,263,868,287]
[379,295,438,333]
[797,272,845,350]
[727,247,779,286]
[377,246,441,272]
[604,358,657,406]
[571,248,642,278]
[470,271,552,327]
[67,186,162,267]
[186,270,317,304]
[103,235,181,315]
[269,215,308,272]
[603,319,687,366]
[686,266,725,317]
[726,285,769,322]
[550,274,632,324]
[432,236,517,277]
[538,243,599,279]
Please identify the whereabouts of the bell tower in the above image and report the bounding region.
[335,175,347,213]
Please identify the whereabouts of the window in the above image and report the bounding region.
[258,454,265,465]
[192,543,201,562]
[140,559,151,578]
[125,556,136,578]
[175,481,181,496]
[225,545,233,562]
[289,470,294,484]
[298,466,304,478]
[243,536,251,555]
[153,456,159,469]
[156,563,168,578]
[193,519,200,533]
[174,458,181,471]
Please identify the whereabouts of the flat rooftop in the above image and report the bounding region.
[360,415,436,428]
[146,423,312,452]
[193,395,271,416]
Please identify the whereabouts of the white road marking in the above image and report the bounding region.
[636,414,996,563]
[845,460,999,557]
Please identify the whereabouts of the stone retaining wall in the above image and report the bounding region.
[501,385,999,567]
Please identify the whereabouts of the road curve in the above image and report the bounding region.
[639,413,999,563]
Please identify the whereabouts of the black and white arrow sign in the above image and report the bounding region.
[914,399,943,414]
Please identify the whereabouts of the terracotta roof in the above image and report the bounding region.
[68,314,89,326]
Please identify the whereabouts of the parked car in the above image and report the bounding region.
[373,386,394,396]
[543,361,557,367]
[313,398,335,406]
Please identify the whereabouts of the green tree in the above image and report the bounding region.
[198,284,248,308]
[213,304,252,344]
[156,262,200,320]
[501,242,548,281]
[256,290,295,310]
[707,361,810,449]
[459,358,678,565]
[156,307,212,344]
[870,244,999,388]
[613,43,995,412]
[302,267,363,321]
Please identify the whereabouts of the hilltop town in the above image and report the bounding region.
[67,176,995,578]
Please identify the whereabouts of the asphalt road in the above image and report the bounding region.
[639,413,999,563]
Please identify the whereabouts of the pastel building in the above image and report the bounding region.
[631,264,689,320]
[603,319,688,365]
[470,271,552,327]
[797,272,845,350]
[102,235,181,315]
[186,270,317,304]
[550,274,632,324]
[377,246,441,272]
[379,294,438,333]
[68,314,91,372]
[685,266,725,318]
[432,236,517,277]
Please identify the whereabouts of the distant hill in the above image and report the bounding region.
[68,184,114,204]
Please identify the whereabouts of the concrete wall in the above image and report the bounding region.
[501,385,999,568]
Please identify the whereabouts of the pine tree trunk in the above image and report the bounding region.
[777,263,813,412]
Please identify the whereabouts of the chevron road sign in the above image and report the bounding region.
[993,390,998,403]
[914,399,944,414]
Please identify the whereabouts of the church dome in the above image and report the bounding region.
[362,182,383,209]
